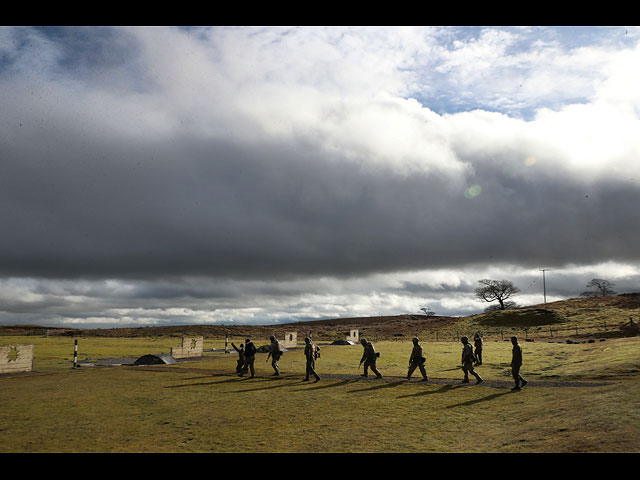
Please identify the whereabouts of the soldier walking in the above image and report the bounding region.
[510,336,528,391]
[359,338,383,379]
[473,332,483,366]
[407,337,428,381]
[266,335,284,376]
[460,336,483,384]
[303,337,321,382]
[231,342,245,374]
[239,338,256,378]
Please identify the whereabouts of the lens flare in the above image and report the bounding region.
[464,185,482,199]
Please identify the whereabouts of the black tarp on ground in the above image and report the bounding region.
[133,353,178,365]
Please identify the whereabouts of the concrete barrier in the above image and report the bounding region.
[171,336,204,359]
[0,344,34,374]
[282,331,297,348]
[346,329,359,343]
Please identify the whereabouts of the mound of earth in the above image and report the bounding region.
[477,308,566,327]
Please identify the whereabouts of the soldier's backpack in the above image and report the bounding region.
[313,343,320,359]
[463,343,475,363]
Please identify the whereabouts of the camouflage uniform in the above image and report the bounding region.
[473,333,483,366]
[231,342,245,374]
[359,338,383,379]
[266,335,283,376]
[303,337,321,382]
[461,336,483,384]
[240,339,256,378]
[407,337,428,381]
[510,336,528,390]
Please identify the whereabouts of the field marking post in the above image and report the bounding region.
[73,339,78,368]
[225,335,229,354]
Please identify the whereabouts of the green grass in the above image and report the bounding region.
[1,335,639,453]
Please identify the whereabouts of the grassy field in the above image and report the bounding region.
[1,334,639,453]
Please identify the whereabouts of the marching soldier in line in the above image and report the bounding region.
[407,337,428,381]
[510,336,528,391]
[231,341,245,374]
[473,332,483,366]
[460,336,483,384]
[239,338,256,378]
[266,335,284,376]
[303,337,321,383]
[359,338,383,379]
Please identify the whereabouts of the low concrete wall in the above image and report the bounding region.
[0,344,34,374]
[346,329,359,343]
[282,331,297,348]
[171,336,203,359]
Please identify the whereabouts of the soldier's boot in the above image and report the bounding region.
[314,374,321,382]
[521,378,528,387]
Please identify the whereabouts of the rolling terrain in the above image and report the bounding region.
[1,292,638,343]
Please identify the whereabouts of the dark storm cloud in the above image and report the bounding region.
[1,124,639,281]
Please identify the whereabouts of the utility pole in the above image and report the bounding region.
[539,269,550,303]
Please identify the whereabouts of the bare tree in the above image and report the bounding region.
[419,307,435,317]
[475,279,520,311]
[580,278,616,297]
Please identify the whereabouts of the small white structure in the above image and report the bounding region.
[281,331,297,348]
[346,329,359,343]
[171,336,204,359]
[0,344,34,374]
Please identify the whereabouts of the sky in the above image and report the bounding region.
[1,25,639,328]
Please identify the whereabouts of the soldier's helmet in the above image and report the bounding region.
[412,337,419,344]
[270,335,276,342]
[304,337,311,344]
[245,338,251,343]
[360,338,367,345]
[461,336,469,343]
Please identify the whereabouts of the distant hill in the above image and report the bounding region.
[1,293,638,341]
